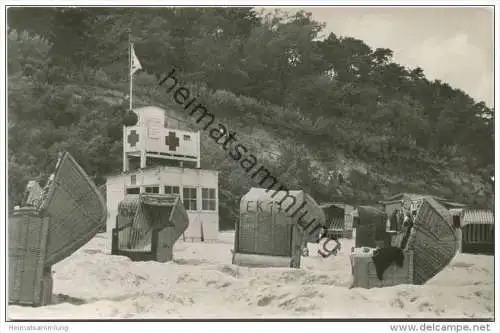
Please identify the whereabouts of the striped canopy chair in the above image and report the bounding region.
[461,209,494,255]
[111,193,189,262]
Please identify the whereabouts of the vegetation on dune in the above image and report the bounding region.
[7,8,494,228]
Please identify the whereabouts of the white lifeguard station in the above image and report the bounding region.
[105,105,220,252]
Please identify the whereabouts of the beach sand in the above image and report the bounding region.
[8,231,494,319]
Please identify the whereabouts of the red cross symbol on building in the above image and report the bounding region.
[165,131,180,151]
[127,130,139,147]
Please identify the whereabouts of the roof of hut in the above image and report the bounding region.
[105,165,219,180]
[463,209,494,225]
[319,202,355,212]
[440,201,469,209]
[380,193,467,209]
[449,208,464,216]
[358,205,386,216]
[319,202,345,209]
[380,192,447,203]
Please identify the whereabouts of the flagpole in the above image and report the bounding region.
[129,32,133,112]
[123,30,132,173]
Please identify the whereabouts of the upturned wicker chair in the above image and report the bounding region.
[350,197,457,288]
[398,197,457,285]
[8,152,107,306]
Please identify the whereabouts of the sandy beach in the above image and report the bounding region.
[8,231,494,320]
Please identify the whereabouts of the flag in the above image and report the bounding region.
[130,43,142,75]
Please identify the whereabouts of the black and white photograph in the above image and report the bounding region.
[2,1,497,327]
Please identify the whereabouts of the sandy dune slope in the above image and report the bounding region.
[8,231,494,319]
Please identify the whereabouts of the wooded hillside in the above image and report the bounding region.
[7,8,494,228]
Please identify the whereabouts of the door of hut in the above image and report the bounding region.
[237,210,293,257]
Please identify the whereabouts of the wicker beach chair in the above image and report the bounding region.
[8,152,107,306]
[232,188,325,268]
[350,197,457,288]
[399,197,457,285]
[111,193,189,262]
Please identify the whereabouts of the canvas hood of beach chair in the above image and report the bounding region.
[111,193,189,262]
[350,197,457,289]
[8,152,107,306]
[354,205,388,248]
[232,187,326,268]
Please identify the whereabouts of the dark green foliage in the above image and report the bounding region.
[7,8,494,218]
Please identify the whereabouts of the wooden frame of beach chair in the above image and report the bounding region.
[8,207,52,306]
[350,247,414,289]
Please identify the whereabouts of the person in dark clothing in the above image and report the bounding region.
[399,213,414,250]
[390,210,399,231]
[397,209,405,230]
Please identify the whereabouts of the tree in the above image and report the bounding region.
[7,7,494,216]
